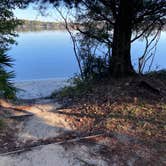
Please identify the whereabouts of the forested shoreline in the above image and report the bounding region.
[16,19,74,31]
[16,19,166,32]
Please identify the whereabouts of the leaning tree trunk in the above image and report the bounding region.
[110,0,136,77]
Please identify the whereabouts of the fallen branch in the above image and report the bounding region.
[0,133,105,156]
[6,113,34,120]
[0,106,34,119]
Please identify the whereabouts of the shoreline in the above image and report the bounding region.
[14,78,70,100]
[14,77,69,83]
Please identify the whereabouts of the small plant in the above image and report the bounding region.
[0,66,17,99]
[0,119,5,130]
[51,75,94,98]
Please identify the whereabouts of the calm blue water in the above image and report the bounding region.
[9,31,166,81]
[9,31,79,81]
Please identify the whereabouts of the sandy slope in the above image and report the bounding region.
[0,82,108,166]
[17,99,72,141]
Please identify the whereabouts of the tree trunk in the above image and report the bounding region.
[110,0,136,77]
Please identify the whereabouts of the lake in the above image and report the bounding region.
[9,30,166,81]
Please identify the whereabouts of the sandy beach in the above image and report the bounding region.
[14,78,70,99]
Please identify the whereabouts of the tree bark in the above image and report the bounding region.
[110,0,136,77]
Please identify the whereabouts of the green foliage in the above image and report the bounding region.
[77,28,110,80]
[0,68,16,99]
[0,0,23,99]
[51,75,93,98]
[82,55,109,80]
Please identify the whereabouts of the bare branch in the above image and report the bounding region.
[138,29,161,74]
[55,7,84,79]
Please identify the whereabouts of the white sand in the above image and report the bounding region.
[14,78,70,99]
[0,144,108,166]
[17,99,72,141]
[0,98,109,166]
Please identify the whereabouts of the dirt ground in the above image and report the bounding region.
[0,76,166,165]
[0,99,115,166]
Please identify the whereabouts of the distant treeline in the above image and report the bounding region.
[16,20,76,32]
[16,19,166,32]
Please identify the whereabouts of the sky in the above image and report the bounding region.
[14,4,62,22]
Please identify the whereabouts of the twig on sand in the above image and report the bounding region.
[6,113,34,120]
[0,133,105,156]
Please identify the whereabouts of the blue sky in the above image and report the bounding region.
[14,4,62,22]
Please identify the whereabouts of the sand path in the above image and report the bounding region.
[0,87,108,166]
